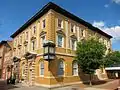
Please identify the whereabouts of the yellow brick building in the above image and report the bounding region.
[11,2,112,87]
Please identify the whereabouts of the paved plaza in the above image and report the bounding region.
[0,79,119,90]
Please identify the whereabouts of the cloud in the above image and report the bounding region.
[112,0,120,4]
[92,21,120,43]
[93,21,105,28]
[104,4,109,8]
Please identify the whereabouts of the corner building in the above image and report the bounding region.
[11,2,112,87]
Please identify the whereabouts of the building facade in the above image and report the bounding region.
[0,41,5,78]
[10,2,112,87]
[2,41,13,80]
[0,41,13,79]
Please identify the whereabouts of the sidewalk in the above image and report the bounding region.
[7,79,120,90]
[93,79,120,90]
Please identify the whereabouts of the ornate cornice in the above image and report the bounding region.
[18,44,22,49]
[56,29,66,36]
[31,36,36,41]
[13,56,20,62]
[23,40,28,46]
[70,34,77,40]
[24,52,37,59]
[40,31,46,37]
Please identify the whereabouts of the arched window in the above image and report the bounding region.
[58,60,64,76]
[40,61,44,76]
[72,61,78,76]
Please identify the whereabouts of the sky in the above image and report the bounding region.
[0,0,120,50]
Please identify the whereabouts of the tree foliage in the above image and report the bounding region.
[76,38,106,74]
[104,51,120,67]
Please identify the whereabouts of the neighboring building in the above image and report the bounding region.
[0,41,5,78]
[0,41,13,79]
[2,41,13,80]
[10,2,112,87]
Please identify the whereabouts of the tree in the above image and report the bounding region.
[76,38,106,85]
[104,51,120,67]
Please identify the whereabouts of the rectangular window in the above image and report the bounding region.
[107,41,110,48]
[71,39,76,50]
[20,36,22,44]
[71,24,75,33]
[73,62,78,76]
[41,36,46,47]
[57,34,63,47]
[40,62,44,76]
[24,45,28,53]
[33,26,36,34]
[81,29,84,36]
[32,41,35,51]
[26,32,28,40]
[58,19,63,28]
[71,40,75,50]
[58,61,64,76]
[14,40,16,47]
[42,19,46,29]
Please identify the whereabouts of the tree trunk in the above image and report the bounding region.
[89,74,92,86]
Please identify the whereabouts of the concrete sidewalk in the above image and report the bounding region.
[7,79,120,90]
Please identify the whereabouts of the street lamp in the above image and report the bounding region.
[43,41,55,61]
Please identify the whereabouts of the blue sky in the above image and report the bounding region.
[0,0,120,50]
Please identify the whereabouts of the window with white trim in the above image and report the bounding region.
[71,39,77,50]
[26,32,28,40]
[107,41,110,48]
[41,36,46,47]
[14,39,17,47]
[57,34,64,47]
[42,19,46,29]
[71,24,75,33]
[24,45,28,53]
[58,60,64,76]
[31,40,35,51]
[33,26,36,34]
[81,29,86,37]
[20,36,22,44]
[58,19,63,28]
[104,39,107,46]
[72,61,78,76]
[40,61,44,76]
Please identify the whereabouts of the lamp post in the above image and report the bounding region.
[43,41,55,61]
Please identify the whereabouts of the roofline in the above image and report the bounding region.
[10,2,112,39]
[0,40,7,46]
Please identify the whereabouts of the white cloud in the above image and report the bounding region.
[112,0,120,4]
[104,4,109,8]
[93,21,105,29]
[92,21,120,43]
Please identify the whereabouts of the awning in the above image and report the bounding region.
[105,67,120,70]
